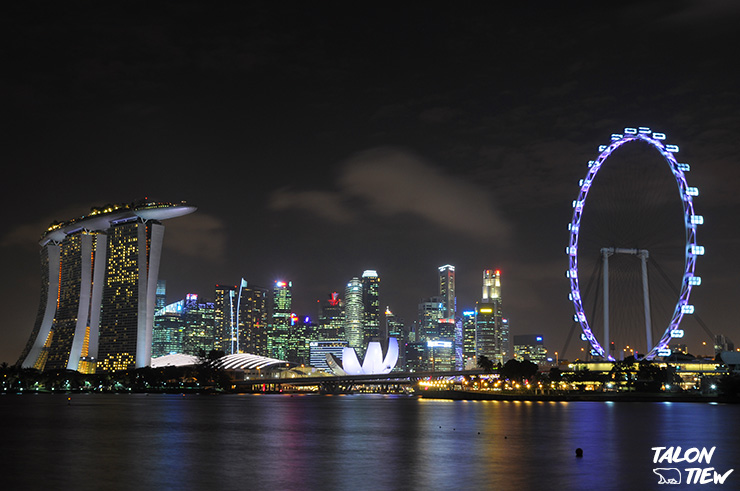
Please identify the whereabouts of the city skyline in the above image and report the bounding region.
[3,2,740,364]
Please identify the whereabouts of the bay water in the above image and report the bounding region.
[2,393,738,490]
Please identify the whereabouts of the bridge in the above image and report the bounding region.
[231,369,485,394]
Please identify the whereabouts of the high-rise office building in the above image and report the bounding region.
[309,339,348,372]
[181,294,216,356]
[462,310,477,369]
[216,281,269,356]
[362,270,380,346]
[288,314,312,364]
[476,269,509,365]
[238,282,269,356]
[214,284,238,353]
[344,277,364,350]
[318,292,344,340]
[513,334,548,364]
[156,280,167,311]
[385,307,406,370]
[152,299,185,358]
[405,341,426,372]
[438,264,456,319]
[269,280,292,360]
[18,200,195,373]
[152,294,216,357]
[418,297,445,341]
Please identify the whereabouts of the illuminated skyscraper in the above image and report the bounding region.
[153,299,185,358]
[238,283,269,356]
[269,280,292,360]
[215,281,269,356]
[476,269,509,364]
[214,284,238,353]
[156,280,167,311]
[513,334,548,364]
[462,310,477,369]
[385,307,406,370]
[318,292,344,340]
[438,264,456,319]
[362,270,380,346]
[18,200,195,373]
[152,294,216,357]
[482,268,501,301]
[344,277,363,350]
[181,294,216,355]
[418,297,445,341]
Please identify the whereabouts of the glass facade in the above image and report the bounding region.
[438,264,456,319]
[318,292,345,340]
[385,308,405,370]
[418,297,445,342]
[344,277,363,350]
[476,269,509,365]
[309,340,348,372]
[513,334,548,364]
[269,281,292,360]
[362,270,380,346]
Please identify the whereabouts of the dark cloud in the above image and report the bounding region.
[269,147,511,241]
[269,188,356,224]
[163,212,227,261]
[0,204,97,249]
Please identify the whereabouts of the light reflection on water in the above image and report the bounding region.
[2,394,739,490]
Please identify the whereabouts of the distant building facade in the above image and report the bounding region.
[269,280,292,360]
[362,270,380,346]
[513,334,548,364]
[309,339,348,372]
[385,307,406,370]
[152,299,185,357]
[438,264,456,319]
[318,292,345,340]
[344,277,364,350]
[462,310,477,369]
[476,269,509,365]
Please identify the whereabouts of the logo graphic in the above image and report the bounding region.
[652,446,734,485]
[653,468,681,485]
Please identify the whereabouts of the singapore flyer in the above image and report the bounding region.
[567,127,704,361]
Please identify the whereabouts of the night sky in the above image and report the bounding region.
[3,1,740,364]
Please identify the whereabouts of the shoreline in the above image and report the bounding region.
[419,388,734,403]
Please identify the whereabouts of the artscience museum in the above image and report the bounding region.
[327,338,399,375]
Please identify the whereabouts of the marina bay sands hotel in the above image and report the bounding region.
[18,200,195,373]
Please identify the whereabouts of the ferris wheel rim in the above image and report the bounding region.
[566,127,703,361]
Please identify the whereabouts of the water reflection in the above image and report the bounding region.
[2,394,739,490]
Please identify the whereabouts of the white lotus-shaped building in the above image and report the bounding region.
[329,338,399,375]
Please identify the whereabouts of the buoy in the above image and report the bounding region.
[576,448,583,457]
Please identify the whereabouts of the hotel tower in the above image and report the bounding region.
[18,200,196,373]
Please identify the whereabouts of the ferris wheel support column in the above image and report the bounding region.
[638,250,653,352]
[601,248,613,360]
